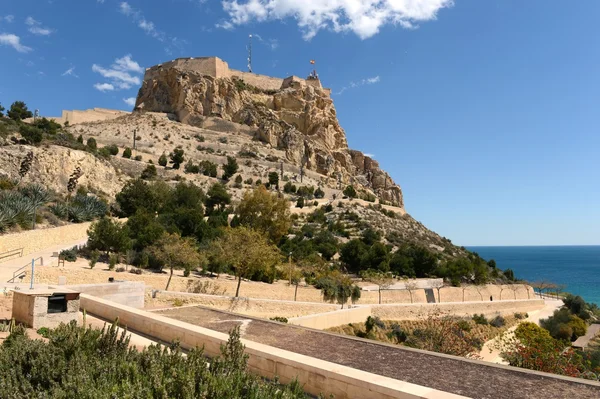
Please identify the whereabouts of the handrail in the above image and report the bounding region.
[0,247,24,262]
[7,257,42,283]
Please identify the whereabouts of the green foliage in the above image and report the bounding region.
[206,183,231,214]
[87,217,132,255]
[134,155,142,161]
[343,185,357,198]
[314,187,325,198]
[0,102,4,117]
[105,144,119,155]
[32,117,61,134]
[199,160,218,177]
[490,315,506,328]
[237,186,291,243]
[0,322,308,398]
[50,194,107,223]
[472,314,488,325]
[268,171,279,189]
[19,124,43,144]
[184,160,200,174]
[283,181,297,193]
[115,179,161,216]
[270,317,289,323]
[122,147,132,158]
[108,253,119,270]
[296,197,304,208]
[7,101,32,121]
[59,246,78,262]
[541,308,587,341]
[77,134,83,143]
[89,249,100,269]
[86,137,97,150]
[170,148,185,169]
[140,164,157,180]
[222,156,239,180]
[158,153,168,167]
[316,272,361,308]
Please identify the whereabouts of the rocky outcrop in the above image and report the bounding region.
[0,145,128,198]
[135,64,404,207]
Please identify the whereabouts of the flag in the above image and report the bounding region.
[310,60,315,64]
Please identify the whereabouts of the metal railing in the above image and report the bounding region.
[0,247,24,262]
[7,257,42,283]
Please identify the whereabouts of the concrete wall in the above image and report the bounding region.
[153,291,337,317]
[80,295,464,399]
[0,222,92,260]
[371,299,545,321]
[64,282,145,308]
[289,306,372,330]
[13,291,79,329]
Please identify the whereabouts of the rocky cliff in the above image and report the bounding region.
[135,65,403,207]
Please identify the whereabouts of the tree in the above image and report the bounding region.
[431,279,444,303]
[87,217,132,257]
[361,269,393,304]
[296,197,304,208]
[19,124,43,144]
[115,179,160,216]
[158,153,168,167]
[343,185,357,199]
[268,172,279,189]
[122,147,132,158]
[404,279,418,303]
[205,183,231,214]
[7,101,32,121]
[170,148,185,169]
[314,187,325,198]
[148,233,202,290]
[237,186,291,243]
[0,102,4,117]
[317,272,361,309]
[210,227,281,297]
[86,138,97,150]
[340,239,368,272]
[126,209,165,251]
[222,156,238,180]
[199,160,218,177]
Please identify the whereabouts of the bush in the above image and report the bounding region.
[184,161,200,174]
[129,268,143,275]
[490,315,506,328]
[115,266,126,272]
[472,314,488,325]
[456,320,472,332]
[514,312,528,320]
[59,246,78,262]
[108,253,120,270]
[89,249,100,269]
[343,185,357,198]
[218,136,228,144]
[19,124,43,144]
[105,144,119,156]
[158,154,168,167]
[270,317,288,323]
[134,155,142,161]
[314,187,325,198]
[86,137,97,150]
[36,327,50,338]
[195,134,205,142]
[170,148,185,169]
[122,147,132,158]
[296,197,305,208]
[141,164,157,180]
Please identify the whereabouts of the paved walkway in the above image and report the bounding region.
[0,238,87,288]
[573,324,600,350]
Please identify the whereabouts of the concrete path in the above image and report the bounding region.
[0,238,87,288]
[479,299,563,363]
[573,324,600,350]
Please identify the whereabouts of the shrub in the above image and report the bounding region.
[199,160,218,177]
[122,147,132,158]
[115,267,126,273]
[105,144,119,156]
[296,197,304,208]
[218,136,228,144]
[195,134,205,142]
[59,246,78,262]
[456,320,472,332]
[244,178,253,185]
[86,137,97,150]
[222,156,238,180]
[158,154,168,167]
[472,314,488,325]
[184,161,200,174]
[514,312,528,320]
[270,317,288,323]
[108,253,120,270]
[36,327,50,338]
[314,187,325,198]
[170,148,185,169]
[343,185,357,198]
[141,164,157,180]
[97,147,112,159]
[490,315,506,328]
[134,155,142,161]
[89,249,100,269]
[129,268,143,275]
[19,124,43,144]
[172,298,185,307]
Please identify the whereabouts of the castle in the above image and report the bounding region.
[143,56,331,97]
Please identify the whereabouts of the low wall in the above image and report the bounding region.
[80,295,463,399]
[152,291,337,318]
[64,282,145,308]
[0,222,92,260]
[372,299,545,321]
[289,306,372,330]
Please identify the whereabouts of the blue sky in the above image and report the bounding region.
[0,0,598,246]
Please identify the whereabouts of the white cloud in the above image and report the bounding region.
[25,16,54,36]
[119,2,169,42]
[123,97,136,107]
[364,153,375,158]
[252,33,278,50]
[0,33,32,53]
[62,66,79,78]
[92,54,143,92]
[335,75,381,95]
[1,15,14,23]
[94,83,115,92]
[219,0,453,39]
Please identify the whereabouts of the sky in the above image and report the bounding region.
[0,0,598,246]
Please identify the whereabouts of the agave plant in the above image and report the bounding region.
[19,184,50,229]
[0,191,35,230]
[50,194,107,223]
[49,203,69,220]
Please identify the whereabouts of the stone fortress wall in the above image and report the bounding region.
[144,57,331,96]
[25,108,129,126]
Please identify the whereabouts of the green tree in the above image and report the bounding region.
[86,137,97,150]
[340,239,368,272]
[148,233,202,290]
[170,148,185,169]
[361,269,393,304]
[158,153,168,167]
[140,164,157,180]
[237,186,291,243]
[210,227,281,297]
[222,156,238,180]
[105,144,119,155]
[268,172,279,189]
[314,187,325,198]
[0,102,4,117]
[122,147,132,158]
[296,197,304,208]
[343,185,357,199]
[205,183,231,214]
[126,209,165,251]
[7,101,33,121]
[317,272,361,309]
[87,217,132,256]
[115,179,160,216]
[199,160,218,177]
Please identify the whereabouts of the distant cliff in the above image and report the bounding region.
[135,57,403,207]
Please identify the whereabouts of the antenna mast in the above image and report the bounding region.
[247,34,253,73]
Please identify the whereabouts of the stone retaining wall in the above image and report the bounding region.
[372,299,545,321]
[0,222,92,260]
[80,295,464,399]
[289,306,372,330]
[65,282,145,308]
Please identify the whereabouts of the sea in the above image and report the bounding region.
[467,246,600,306]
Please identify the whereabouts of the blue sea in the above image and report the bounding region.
[467,246,600,306]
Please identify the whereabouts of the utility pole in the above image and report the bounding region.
[132,128,137,150]
[280,161,284,180]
